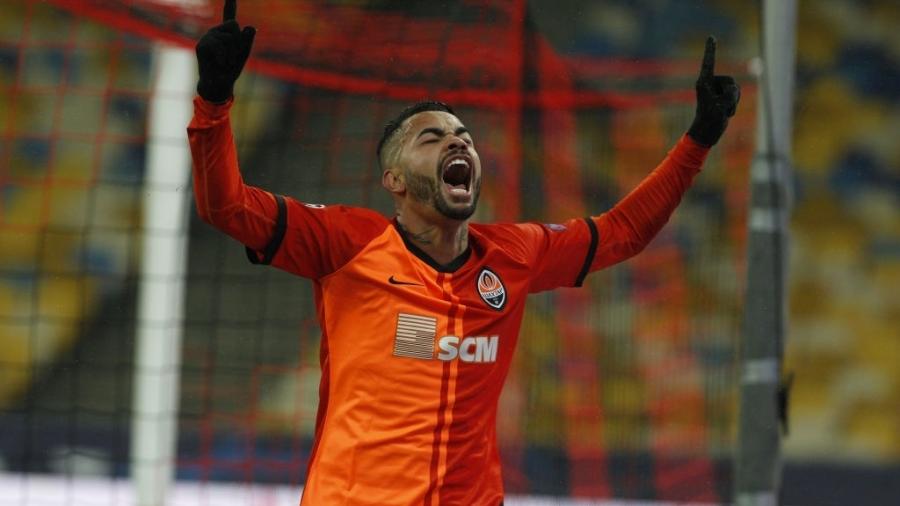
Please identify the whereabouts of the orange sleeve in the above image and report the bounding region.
[501,219,596,293]
[505,134,708,292]
[590,134,709,270]
[260,200,390,279]
[187,96,389,279]
[187,96,279,252]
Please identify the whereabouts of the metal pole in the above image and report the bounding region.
[131,45,195,506]
[735,1,797,505]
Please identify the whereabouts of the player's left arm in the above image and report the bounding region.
[590,36,740,270]
[497,37,739,294]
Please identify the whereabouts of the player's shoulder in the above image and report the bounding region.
[284,199,392,238]
[470,221,552,242]
[287,199,388,223]
[325,203,390,224]
[472,220,587,254]
[470,221,526,240]
[470,221,544,261]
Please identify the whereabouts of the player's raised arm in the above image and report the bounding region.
[196,0,256,104]
[590,37,740,269]
[187,0,276,252]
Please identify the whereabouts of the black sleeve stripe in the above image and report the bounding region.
[574,217,599,287]
[246,194,288,266]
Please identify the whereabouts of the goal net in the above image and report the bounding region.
[0,0,755,503]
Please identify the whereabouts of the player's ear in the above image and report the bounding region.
[382,168,405,194]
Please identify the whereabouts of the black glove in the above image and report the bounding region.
[687,36,740,147]
[196,0,256,104]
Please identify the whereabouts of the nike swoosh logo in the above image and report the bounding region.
[389,275,423,286]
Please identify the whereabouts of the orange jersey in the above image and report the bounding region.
[187,97,709,505]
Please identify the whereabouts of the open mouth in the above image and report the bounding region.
[440,155,472,196]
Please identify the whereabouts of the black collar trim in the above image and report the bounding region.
[393,220,471,273]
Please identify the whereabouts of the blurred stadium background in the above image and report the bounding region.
[0,0,898,505]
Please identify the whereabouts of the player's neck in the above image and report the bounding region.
[396,211,469,267]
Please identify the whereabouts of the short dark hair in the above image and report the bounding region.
[377,100,455,169]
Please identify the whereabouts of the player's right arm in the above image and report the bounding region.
[188,92,388,279]
[188,96,275,252]
[188,2,390,280]
[188,0,273,251]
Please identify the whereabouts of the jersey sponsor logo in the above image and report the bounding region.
[393,313,437,360]
[544,223,567,232]
[476,268,506,311]
[303,202,325,209]
[393,313,499,363]
[437,335,499,363]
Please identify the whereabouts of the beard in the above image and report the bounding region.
[405,170,480,221]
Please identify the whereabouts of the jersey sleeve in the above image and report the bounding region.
[506,134,709,293]
[247,199,389,279]
[187,96,389,280]
[500,219,597,293]
[588,134,709,272]
[188,96,280,252]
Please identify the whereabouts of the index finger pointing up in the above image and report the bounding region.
[700,36,716,79]
[223,0,237,22]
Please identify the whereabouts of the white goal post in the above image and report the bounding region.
[131,44,196,506]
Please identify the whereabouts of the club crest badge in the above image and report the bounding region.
[476,268,506,311]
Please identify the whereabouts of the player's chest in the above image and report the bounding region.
[333,245,530,315]
[320,250,528,369]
